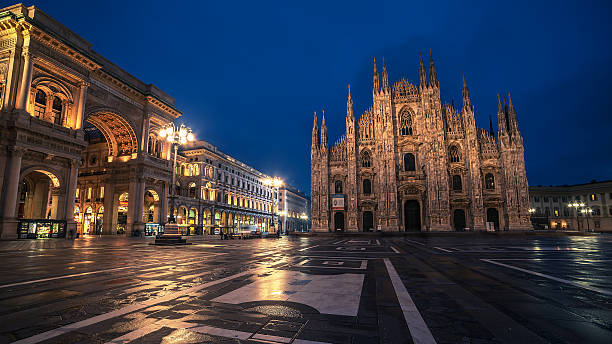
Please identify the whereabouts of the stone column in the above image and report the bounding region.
[102,182,115,234]
[63,159,79,236]
[159,181,168,225]
[0,147,24,239]
[127,178,146,235]
[140,115,150,156]
[73,82,89,130]
[2,49,19,110]
[16,51,34,111]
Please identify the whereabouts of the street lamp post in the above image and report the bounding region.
[568,201,585,231]
[154,124,194,245]
[581,207,593,232]
[262,177,283,234]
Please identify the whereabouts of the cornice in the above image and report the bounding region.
[146,96,181,119]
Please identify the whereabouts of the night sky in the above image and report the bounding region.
[37,0,611,192]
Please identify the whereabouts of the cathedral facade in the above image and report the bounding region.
[310,54,532,232]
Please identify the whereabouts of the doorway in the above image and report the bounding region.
[486,208,500,231]
[363,211,374,232]
[453,209,466,231]
[334,212,345,231]
[404,200,421,231]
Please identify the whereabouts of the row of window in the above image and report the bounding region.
[535,206,611,217]
[533,193,612,203]
[332,173,494,195]
[358,146,462,171]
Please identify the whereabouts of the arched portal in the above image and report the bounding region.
[404,200,421,231]
[363,211,374,232]
[117,192,129,234]
[85,112,138,162]
[453,209,466,231]
[17,169,61,221]
[486,208,500,231]
[334,212,345,232]
[178,206,188,225]
[144,190,159,223]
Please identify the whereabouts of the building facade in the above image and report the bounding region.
[529,181,612,232]
[278,184,310,233]
[172,140,276,235]
[310,55,532,232]
[0,4,277,239]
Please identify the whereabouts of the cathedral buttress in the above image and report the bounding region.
[345,85,359,231]
[462,73,486,230]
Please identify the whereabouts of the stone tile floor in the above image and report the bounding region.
[0,234,611,343]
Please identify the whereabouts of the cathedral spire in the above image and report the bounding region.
[462,71,472,111]
[381,57,389,92]
[489,115,495,136]
[507,92,520,137]
[372,58,380,93]
[419,52,427,88]
[312,111,319,149]
[347,84,353,118]
[497,93,508,137]
[320,110,328,149]
[428,50,438,88]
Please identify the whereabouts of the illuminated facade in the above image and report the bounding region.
[529,181,612,232]
[278,184,310,233]
[172,140,276,234]
[311,55,532,232]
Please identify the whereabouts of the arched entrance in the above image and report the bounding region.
[453,209,466,231]
[404,200,421,231]
[18,170,61,220]
[83,206,94,234]
[363,211,374,232]
[117,192,129,234]
[143,190,159,223]
[334,212,344,231]
[85,112,138,162]
[486,208,500,231]
[95,206,104,235]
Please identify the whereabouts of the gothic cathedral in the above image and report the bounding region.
[310,53,532,232]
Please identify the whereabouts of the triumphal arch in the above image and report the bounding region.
[0,4,180,238]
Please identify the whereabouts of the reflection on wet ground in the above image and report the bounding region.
[0,234,610,343]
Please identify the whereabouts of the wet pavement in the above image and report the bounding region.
[0,234,611,343]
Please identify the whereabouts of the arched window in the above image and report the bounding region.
[188,182,196,198]
[485,173,495,189]
[180,165,185,176]
[52,97,63,125]
[224,193,229,203]
[335,180,343,194]
[400,109,413,135]
[361,150,371,167]
[452,175,462,191]
[449,145,461,163]
[155,140,162,158]
[147,137,154,155]
[404,153,415,171]
[34,90,46,118]
[363,179,371,195]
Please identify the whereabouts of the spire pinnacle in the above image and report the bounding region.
[347,84,353,118]
[320,109,328,149]
[497,93,503,113]
[382,57,389,91]
[419,52,427,87]
[312,111,319,148]
[373,58,380,93]
[489,115,494,136]
[462,71,472,111]
[508,92,515,113]
[429,49,438,87]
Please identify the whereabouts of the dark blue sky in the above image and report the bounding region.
[38,0,611,192]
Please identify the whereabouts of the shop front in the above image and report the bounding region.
[18,219,66,239]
